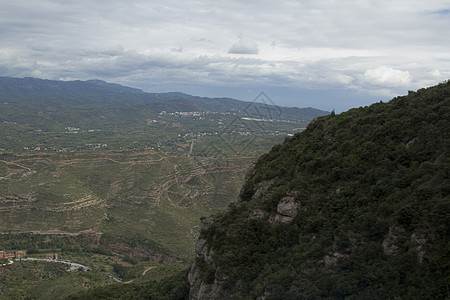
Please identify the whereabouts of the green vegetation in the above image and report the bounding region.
[0,77,326,153]
[3,78,449,298]
[0,77,328,298]
[195,81,450,299]
[0,258,188,300]
[0,259,103,299]
[67,269,189,300]
[0,150,252,261]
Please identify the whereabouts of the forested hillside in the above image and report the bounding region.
[189,81,450,299]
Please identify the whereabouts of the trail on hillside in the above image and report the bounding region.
[0,160,32,171]
[10,156,165,165]
[142,266,156,276]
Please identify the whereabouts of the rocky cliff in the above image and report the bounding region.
[189,81,450,299]
[188,217,223,300]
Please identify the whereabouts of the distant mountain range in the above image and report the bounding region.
[0,76,328,153]
[0,76,327,120]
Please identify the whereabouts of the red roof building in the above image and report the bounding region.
[45,253,58,260]
[1,250,27,259]
[15,251,26,259]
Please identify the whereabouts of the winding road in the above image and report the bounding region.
[15,257,91,271]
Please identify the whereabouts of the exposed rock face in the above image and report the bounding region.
[410,233,428,264]
[189,177,302,299]
[322,245,350,269]
[188,263,223,300]
[188,81,450,299]
[188,217,224,300]
[382,225,431,264]
[269,193,300,224]
[189,185,302,299]
[382,224,405,256]
[250,179,276,202]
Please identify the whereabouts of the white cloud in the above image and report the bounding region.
[430,69,442,78]
[0,0,449,111]
[228,38,259,55]
[335,74,354,85]
[363,67,411,87]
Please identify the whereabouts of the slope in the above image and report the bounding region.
[189,81,450,299]
[0,77,328,153]
[0,76,330,298]
[0,149,252,260]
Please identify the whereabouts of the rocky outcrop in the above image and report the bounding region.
[187,81,450,299]
[382,225,431,264]
[269,192,301,225]
[410,233,430,264]
[250,179,276,202]
[189,185,302,299]
[188,217,224,300]
[188,262,223,300]
[382,224,405,256]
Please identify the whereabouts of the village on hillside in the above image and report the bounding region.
[0,250,26,260]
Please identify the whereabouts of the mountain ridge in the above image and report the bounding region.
[188,80,450,299]
[0,76,325,116]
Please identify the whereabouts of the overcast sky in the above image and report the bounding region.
[1,0,449,112]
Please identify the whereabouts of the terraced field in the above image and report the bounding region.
[0,77,326,298]
[0,149,254,260]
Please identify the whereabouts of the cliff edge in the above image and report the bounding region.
[189,81,450,299]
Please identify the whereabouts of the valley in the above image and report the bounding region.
[0,77,328,298]
[0,139,258,299]
[0,149,253,259]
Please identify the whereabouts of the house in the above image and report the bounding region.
[15,251,26,259]
[0,250,27,260]
[45,253,58,260]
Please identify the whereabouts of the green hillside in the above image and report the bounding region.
[0,150,256,299]
[189,81,450,299]
[0,77,327,153]
[0,150,252,259]
[0,77,330,298]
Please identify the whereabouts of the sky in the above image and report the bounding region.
[1,0,449,112]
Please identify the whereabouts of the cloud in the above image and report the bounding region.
[363,67,411,87]
[228,38,259,55]
[430,69,442,78]
[429,8,450,16]
[0,0,449,112]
